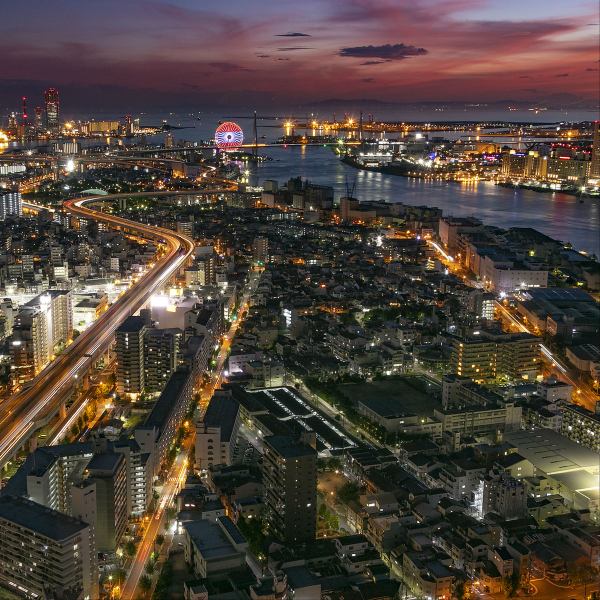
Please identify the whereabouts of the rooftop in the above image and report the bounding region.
[183,517,246,560]
[264,435,316,459]
[0,495,89,541]
[116,315,147,333]
[142,369,191,431]
[203,396,240,442]
[504,429,600,477]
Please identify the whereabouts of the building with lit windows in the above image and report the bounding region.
[0,190,22,220]
[590,120,600,183]
[546,157,590,185]
[135,369,193,475]
[450,331,540,383]
[262,434,317,544]
[44,87,60,133]
[115,315,147,398]
[560,402,600,453]
[10,307,49,387]
[3,439,152,520]
[24,289,73,354]
[252,236,269,264]
[85,452,128,554]
[195,395,241,471]
[144,327,182,394]
[0,495,98,600]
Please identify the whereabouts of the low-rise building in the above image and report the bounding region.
[183,516,248,578]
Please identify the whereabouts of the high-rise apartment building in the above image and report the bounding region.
[10,307,49,386]
[115,315,147,398]
[24,290,73,353]
[195,395,241,471]
[4,439,151,522]
[262,434,317,544]
[85,452,128,554]
[0,190,22,221]
[252,236,269,264]
[0,495,98,600]
[10,290,73,386]
[144,327,182,394]
[44,87,60,133]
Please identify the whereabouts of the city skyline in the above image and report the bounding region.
[0,4,599,598]
[1,0,599,111]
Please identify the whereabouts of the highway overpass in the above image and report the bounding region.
[0,191,200,468]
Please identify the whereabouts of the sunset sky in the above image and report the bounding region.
[1,0,598,111]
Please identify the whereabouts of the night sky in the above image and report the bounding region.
[1,0,598,111]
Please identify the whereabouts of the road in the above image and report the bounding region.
[120,436,191,600]
[121,271,261,598]
[495,301,598,411]
[427,239,598,412]
[0,191,195,468]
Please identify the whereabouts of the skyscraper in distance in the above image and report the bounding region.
[34,106,43,131]
[44,87,60,133]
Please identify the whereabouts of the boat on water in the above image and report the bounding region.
[341,153,427,177]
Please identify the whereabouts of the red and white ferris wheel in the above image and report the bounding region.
[214,121,244,150]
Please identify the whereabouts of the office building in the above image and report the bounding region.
[44,87,60,132]
[0,495,98,600]
[262,434,317,544]
[196,395,241,471]
[115,315,147,398]
[0,190,22,220]
[144,327,182,394]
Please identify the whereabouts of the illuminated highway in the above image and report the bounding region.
[0,191,196,468]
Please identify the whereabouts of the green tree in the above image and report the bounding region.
[125,540,137,557]
[336,481,360,504]
[155,534,165,546]
[145,561,154,575]
[139,574,152,597]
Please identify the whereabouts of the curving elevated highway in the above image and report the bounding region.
[0,191,197,468]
